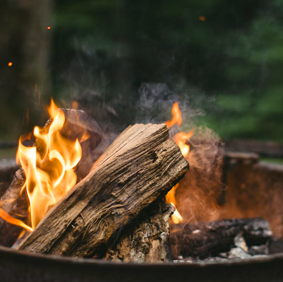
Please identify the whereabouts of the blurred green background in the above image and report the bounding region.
[0,0,283,147]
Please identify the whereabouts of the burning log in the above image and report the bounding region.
[104,200,174,262]
[170,218,272,259]
[0,108,105,247]
[17,123,189,258]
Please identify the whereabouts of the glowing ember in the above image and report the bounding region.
[165,102,194,223]
[0,99,82,231]
[47,26,51,30]
[199,16,206,21]
[8,62,12,67]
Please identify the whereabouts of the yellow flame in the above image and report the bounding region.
[174,130,194,158]
[165,102,194,223]
[13,99,82,229]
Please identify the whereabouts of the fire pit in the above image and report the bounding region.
[0,246,283,282]
[1,101,283,282]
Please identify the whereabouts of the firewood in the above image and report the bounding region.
[104,200,174,262]
[170,218,272,259]
[17,123,189,258]
[0,169,29,247]
[0,109,104,247]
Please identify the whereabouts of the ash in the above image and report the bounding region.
[173,233,274,263]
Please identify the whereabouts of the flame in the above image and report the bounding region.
[8,62,12,67]
[166,184,183,224]
[174,130,194,158]
[0,208,33,232]
[1,99,83,231]
[165,102,182,128]
[165,102,194,223]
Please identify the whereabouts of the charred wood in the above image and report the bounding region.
[17,123,189,258]
[0,169,29,247]
[104,200,174,263]
[170,218,272,259]
[0,161,20,197]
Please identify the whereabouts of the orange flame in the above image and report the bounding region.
[4,99,83,230]
[165,102,182,128]
[0,208,33,232]
[165,102,194,223]
[174,130,194,158]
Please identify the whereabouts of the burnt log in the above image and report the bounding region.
[104,200,174,262]
[170,218,272,259]
[17,123,189,258]
[0,161,20,197]
[0,169,29,247]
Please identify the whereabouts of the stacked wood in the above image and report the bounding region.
[17,123,189,258]
[170,218,272,259]
[104,200,174,262]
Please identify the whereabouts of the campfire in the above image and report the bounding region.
[0,99,282,265]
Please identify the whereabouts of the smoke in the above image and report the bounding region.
[176,127,224,223]
[136,83,224,224]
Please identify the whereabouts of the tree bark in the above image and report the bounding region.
[170,218,272,259]
[17,123,189,258]
[104,200,174,263]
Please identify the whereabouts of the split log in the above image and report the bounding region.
[0,109,104,247]
[104,200,174,263]
[17,123,189,258]
[170,218,272,259]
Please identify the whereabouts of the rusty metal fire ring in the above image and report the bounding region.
[1,246,283,282]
